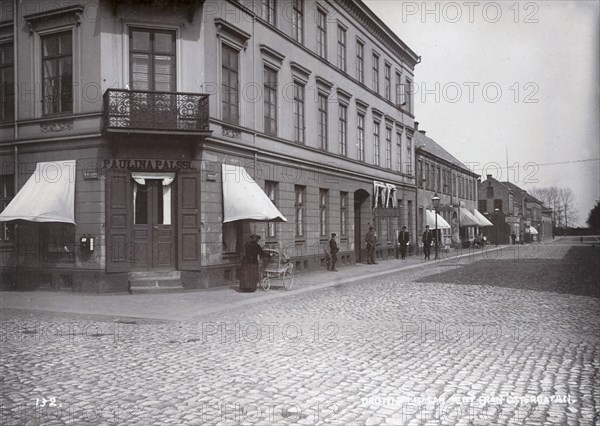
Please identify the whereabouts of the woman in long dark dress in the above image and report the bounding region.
[240,234,263,292]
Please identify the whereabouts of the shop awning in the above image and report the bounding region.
[425,209,451,229]
[222,164,287,223]
[457,207,479,227]
[0,160,76,224]
[528,226,539,235]
[473,209,493,227]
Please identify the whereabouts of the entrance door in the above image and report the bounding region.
[133,179,176,269]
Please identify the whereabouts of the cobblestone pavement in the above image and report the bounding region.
[1,243,599,425]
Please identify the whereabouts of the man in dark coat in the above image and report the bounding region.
[240,234,263,292]
[329,233,339,271]
[366,226,378,264]
[398,225,410,260]
[422,225,433,260]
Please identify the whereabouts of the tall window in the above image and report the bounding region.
[293,81,305,143]
[337,25,346,72]
[437,166,441,192]
[262,0,276,25]
[373,120,380,166]
[0,42,14,122]
[42,31,72,115]
[221,44,239,124]
[356,40,364,83]
[385,127,392,169]
[479,199,488,213]
[384,63,391,101]
[406,136,413,175]
[292,0,304,44]
[316,8,326,58]
[338,103,347,156]
[396,130,402,172]
[318,93,328,149]
[295,185,305,237]
[264,66,277,135]
[130,28,175,92]
[357,113,365,162]
[319,189,328,237]
[372,53,379,93]
[265,181,278,239]
[405,78,412,111]
[417,160,423,188]
[340,192,348,236]
[425,163,430,189]
[395,71,402,107]
[493,199,503,211]
[487,186,494,198]
[0,174,14,242]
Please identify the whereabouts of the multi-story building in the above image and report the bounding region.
[0,0,420,292]
[413,124,481,247]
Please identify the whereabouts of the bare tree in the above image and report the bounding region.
[530,186,577,228]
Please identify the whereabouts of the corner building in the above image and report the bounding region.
[0,0,419,292]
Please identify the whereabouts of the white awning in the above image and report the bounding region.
[473,209,493,227]
[0,160,76,224]
[528,226,539,235]
[425,209,451,229]
[457,207,479,227]
[222,164,287,223]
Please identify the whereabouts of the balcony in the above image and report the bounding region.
[103,89,210,135]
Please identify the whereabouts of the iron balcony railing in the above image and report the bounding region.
[103,89,210,133]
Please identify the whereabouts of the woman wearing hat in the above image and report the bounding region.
[240,234,263,292]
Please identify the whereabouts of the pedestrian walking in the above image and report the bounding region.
[398,225,409,260]
[422,225,433,260]
[239,234,263,292]
[511,232,516,245]
[329,233,339,271]
[366,226,378,264]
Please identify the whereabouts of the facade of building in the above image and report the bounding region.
[413,125,481,248]
[0,0,420,292]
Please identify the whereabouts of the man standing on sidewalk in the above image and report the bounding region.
[366,226,378,264]
[399,225,410,260]
[422,225,432,260]
[329,233,339,271]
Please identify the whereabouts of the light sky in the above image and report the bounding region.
[365,0,600,226]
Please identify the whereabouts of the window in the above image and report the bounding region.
[437,166,441,192]
[130,28,175,92]
[338,103,347,156]
[316,8,326,58]
[262,0,276,25]
[417,160,423,188]
[493,199,503,211]
[265,181,278,239]
[42,31,72,115]
[337,25,346,72]
[221,43,239,124]
[0,174,14,242]
[41,223,75,263]
[372,53,379,93]
[405,78,412,111]
[0,42,14,122]
[384,63,391,101]
[295,185,305,237]
[356,40,364,83]
[395,71,402,107]
[264,66,277,135]
[318,93,328,149]
[452,173,457,196]
[292,0,304,44]
[406,136,413,175]
[340,192,348,236]
[319,188,328,237]
[425,163,430,189]
[396,130,402,172]
[293,81,305,143]
[357,113,365,162]
[487,186,494,198]
[385,127,392,169]
[373,120,380,166]
[478,200,488,213]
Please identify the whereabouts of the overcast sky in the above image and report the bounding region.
[364,0,600,226]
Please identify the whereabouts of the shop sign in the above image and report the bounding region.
[102,159,193,170]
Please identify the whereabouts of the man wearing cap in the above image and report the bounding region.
[366,226,377,264]
[240,234,263,292]
[399,225,410,260]
[422,225,432,260]
[329,233,339,271]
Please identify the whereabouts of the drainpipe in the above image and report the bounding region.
[12,0,19,282]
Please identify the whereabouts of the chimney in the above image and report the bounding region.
[486,174,493,181]
[414,121,419,131]
[419,130,426,135]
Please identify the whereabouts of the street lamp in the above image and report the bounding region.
[494,208,500,246]
[432,194,440,259]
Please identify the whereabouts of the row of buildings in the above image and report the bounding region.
[0,0,551,293]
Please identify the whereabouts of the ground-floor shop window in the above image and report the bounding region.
[40,223,75,263]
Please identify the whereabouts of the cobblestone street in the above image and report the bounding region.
[1,241,599,425]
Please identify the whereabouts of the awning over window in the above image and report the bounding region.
[222,164,287,223]
[425,209,451,229]
[527,226,538,235]
[0,160,76,224]
[473,209,493,227]
[457,207,479,227]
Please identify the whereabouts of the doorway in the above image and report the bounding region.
[354,189,370,263]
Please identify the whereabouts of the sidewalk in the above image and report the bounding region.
[0,246,499,322]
